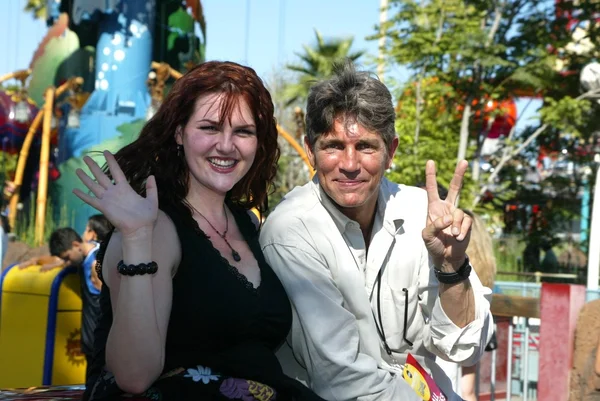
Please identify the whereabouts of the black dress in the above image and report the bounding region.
[84,204,323,401]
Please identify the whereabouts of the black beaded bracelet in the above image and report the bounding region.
[117,260,158,276]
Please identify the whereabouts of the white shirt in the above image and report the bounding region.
[260,178,493,401]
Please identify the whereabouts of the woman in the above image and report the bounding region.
[77,61,323,401]
[459,211,497,401]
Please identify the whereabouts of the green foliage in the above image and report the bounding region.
[24,0,46,20]
[268,151,311,213]
[0,84,22,92]
[494,235,525,280]
[266,69,300,130]
[540,96,593,137]
[388,79,462,190]
[265,69,313,212]
[379,0,600,258]
[0,152,19,192]
[284,30,365,107]
[14,194,70,247]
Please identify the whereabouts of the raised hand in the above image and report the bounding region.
[421,160,471,270]
[73,151,158,239]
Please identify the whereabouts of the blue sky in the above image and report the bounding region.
[202,0,387,79]
[0,1,47,76]
[0,0,539,130]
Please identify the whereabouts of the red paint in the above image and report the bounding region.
[0,90,40,154]
[538,283,586,401]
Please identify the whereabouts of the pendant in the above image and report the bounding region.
[232,250,242,262]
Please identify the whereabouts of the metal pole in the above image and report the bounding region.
[377,0,388,81]
[581,169,591,249]
[523,320,530,401]
[475,362,480,400]
[244,0,251,64]
[490,323,497,401]
[506,321,513,401]
[587,165,600,292]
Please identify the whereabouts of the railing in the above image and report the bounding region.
[496,280,600,301]
[488,293,540,401]
[496,270,579,284]
[496,281,541,297]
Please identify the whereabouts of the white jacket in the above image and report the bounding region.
[260,178,493,401]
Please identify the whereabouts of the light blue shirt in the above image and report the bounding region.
[82,242,101,295]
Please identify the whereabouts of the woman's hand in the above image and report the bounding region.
[73,151,158,239]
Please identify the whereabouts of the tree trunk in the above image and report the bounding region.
[457,96,473,162]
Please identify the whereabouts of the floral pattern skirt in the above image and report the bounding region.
[87,365,278,401]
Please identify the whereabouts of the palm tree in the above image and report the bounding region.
[284,29,364,106]
[24,0,46,19]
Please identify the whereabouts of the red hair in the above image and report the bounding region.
[111,61,279,216]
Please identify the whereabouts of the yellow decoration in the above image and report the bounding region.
[402,363,431,401]
[34,88,56,246]
[8,77,83,233]
[0,263,85,387]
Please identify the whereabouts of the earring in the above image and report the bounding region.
[176,144,183,157]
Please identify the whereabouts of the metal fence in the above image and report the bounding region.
[489,281,600,400]
[505,316,539,401]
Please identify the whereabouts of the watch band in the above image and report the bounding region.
[434,255,471,284]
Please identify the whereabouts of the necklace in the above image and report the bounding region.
[190,203,242,262]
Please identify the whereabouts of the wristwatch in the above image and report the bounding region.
[434,255,471,284]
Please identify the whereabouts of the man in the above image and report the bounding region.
[49,227,102,378]
[260,61,492,400]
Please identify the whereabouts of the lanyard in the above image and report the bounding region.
[370,262,414,358]
[361,238,413,370]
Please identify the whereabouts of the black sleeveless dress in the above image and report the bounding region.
[84,204,323,401]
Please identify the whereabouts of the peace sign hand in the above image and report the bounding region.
[73,151,158,239]
[421,160,472,271]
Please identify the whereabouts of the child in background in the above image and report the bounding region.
[18,214,112,274]
[49,227,102,378]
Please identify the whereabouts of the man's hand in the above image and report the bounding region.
[421,160,472,271]
[422,160,477,328]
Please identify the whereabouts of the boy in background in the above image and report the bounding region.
[18,214,111,278]
[49,227,102,377]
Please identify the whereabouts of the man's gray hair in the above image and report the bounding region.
[305,59,396,148]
